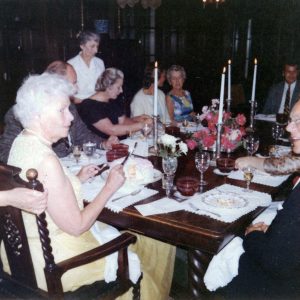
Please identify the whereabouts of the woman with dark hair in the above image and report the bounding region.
[68,30,105,101]
[131,63,170,124]
[78,68,152,139]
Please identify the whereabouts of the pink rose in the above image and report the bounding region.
[236,114,246,126]
[223,112,231,121]
[186,139,198,150]
[221,136,235,150]
[203,135,216,148]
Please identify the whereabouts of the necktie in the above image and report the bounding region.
[284,84,291,115]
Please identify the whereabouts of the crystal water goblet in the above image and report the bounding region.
[72,145,82,165]
[271,124,284,156]
[243,135,259,156]
[195,152,210,186]
[83,141,96,163]
[242,166,254,192]
[162,156,178,197]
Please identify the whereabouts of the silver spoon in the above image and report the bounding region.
[188,203,221,218]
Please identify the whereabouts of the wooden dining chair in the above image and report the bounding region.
[0,163,141,299]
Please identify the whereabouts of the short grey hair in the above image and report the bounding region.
[79,30,100,45]
[14,73,75,128]
[95,68,124,92]
[166,65,186,83]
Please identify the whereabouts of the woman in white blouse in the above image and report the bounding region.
[68,30,105,102]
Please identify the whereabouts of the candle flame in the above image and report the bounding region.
[228,59,231,64]
[155,61,158,68]
[254,58,257,64]
[223,67,226,73]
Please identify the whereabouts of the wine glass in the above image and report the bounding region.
[141,123,152,144]
[195,152,210,186]
[83,141,96,162]
[243,135,259,156]
[72,145,82,165]
[271,124,284,156]
[162,156,178,198]
[194,113,201,130]
[182,119,189,133]
[242,166,254,192]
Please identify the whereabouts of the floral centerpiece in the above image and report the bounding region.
[186,99,246,152]
[158,134,188,158]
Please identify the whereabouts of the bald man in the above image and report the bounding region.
[0,61,118,162]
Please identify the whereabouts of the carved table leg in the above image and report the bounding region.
[188,249,213,299]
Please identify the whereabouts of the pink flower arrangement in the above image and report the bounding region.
[186,100,247,151]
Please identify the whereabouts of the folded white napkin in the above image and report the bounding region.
[122,139,149,157]
[228,170,288,187]
[204,201,283,291]
[254,114,276,122]
[82,176,158,212]
[134,197,183,216]
[183,184,272,223]
[90,221,141,284]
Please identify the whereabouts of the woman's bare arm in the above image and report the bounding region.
[39,154,124,236]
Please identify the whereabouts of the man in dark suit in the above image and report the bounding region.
[218,100,300,299]
[263,63,300,114]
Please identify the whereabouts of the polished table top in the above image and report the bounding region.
[95,152,276,254]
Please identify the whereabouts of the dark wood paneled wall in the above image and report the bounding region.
[0,0,300,119]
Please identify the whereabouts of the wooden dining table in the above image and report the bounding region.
[94,132,280,299]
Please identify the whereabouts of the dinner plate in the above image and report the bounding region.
[202,192,248,209]
[101,169,162,185]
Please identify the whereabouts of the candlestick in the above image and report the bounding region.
[154,61,158,117]
[251,58,257,101]
[228,59,231,100]
[218,67,226,124]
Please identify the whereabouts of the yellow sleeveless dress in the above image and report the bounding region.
[4,131,175,300]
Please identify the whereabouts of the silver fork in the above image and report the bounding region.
[111,189,142,202]
[188,203,221,218]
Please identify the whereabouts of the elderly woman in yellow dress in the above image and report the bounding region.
[4,73,175,300]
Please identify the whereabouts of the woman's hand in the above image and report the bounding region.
[104,164,125,194]
[76,164,100,183]
[7,188,48,215]
[102,135,119,150]
[245,222,269,235]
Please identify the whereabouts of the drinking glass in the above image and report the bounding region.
[162,156,178,197]
[194,114,201,130]
[83,141,96,162]
[141,123,152,144]
[195,152,210,186]
[182,119,189,133]
[243,135,259,156]
[242,166,254,192]
[271,124,284,156]
[72,145,82,165]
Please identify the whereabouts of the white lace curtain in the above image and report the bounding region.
[116,0,162,9]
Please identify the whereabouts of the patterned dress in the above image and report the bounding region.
[168,90,194,122]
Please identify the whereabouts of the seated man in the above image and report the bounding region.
[217,100,300,299]
[131,63,170,124]
[262,63,300,114]
[0,61,117,162]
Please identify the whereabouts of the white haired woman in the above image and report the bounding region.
[78,67,152,139]
[166,64,195,123]
[5,73,175,300]
[68,30,105,101]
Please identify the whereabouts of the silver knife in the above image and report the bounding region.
[121,142,137,166]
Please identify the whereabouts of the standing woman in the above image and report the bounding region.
[68,30,105,101]
[78,68,152,139]
[166,64,195,122]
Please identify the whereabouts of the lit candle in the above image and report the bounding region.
[218,67,226,124]
[228,59,231,100]
[154,61,158,116]
[251,58,257,102]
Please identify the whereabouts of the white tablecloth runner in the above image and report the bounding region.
[228,170,288,187]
